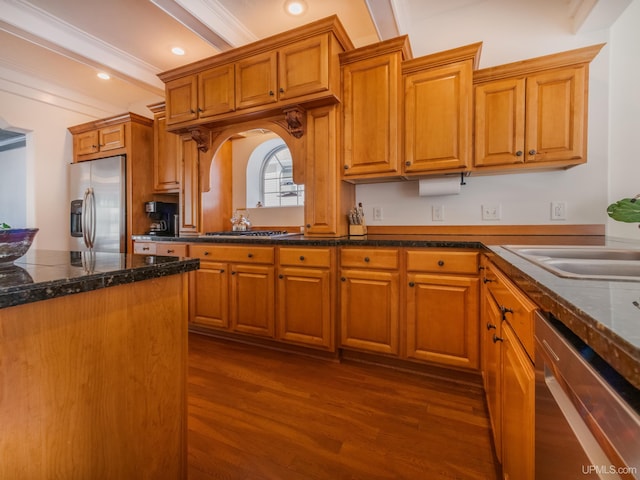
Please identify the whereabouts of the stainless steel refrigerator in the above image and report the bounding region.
[69,155,126,253]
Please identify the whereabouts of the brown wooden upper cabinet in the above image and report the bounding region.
[473,44,604,172]
[165,64,235,126]
[160,16,353,131]
[72,123,125,161]
[340,36,412,180]
[403,43,482,175]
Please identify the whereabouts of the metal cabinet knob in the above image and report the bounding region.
[408,281,415,287]
[247,253,253,258]
[438,260,444,267]
[492,334,504,343]
[220,269,225,273]
[529,149,537,155]
[344,165,349,170]
[279,87,284,93]
[341,277,346,282]
[299,256,305,261]
[204,251,210,256]
[269,90,275,96]
[405,161,411,166]
[279,274,284,279]
[364,257,370,263]
[486,322,496,331]
[167,249,174,254]
[483,277,494,284]
[516,151,523,156]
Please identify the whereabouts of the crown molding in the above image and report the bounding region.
[0,62,124,118]
[0,0,164,92]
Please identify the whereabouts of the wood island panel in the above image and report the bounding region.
[0,274,189,480]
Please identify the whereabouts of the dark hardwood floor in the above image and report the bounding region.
[188,333,499,480]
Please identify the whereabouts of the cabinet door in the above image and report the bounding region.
[190,262,229,329]
[501,323,534,480]
[340,269,399,355]
[99,124,125,152]
[75,130,100,156]
[235,51,278,109]
[199,64,235,118]
[304,106,339,235]
[526,66,586,164]
[278,34,329,100]
[153,110,180,192]
[406,273,479,369]
[230,264,275,337]
[166,76,198,125]
[179,135,200,234]
[342,53,401,177]
[404,61,472,173]
[482,287,503,462]
[474,78,526,167]
[277,266,333,350]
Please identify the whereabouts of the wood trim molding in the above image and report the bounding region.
[366,224,605,236]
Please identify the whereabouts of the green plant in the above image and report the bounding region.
[1,222,11,229]
[607,195,640,225]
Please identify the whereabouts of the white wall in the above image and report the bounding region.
[0,145,27,228]
[358,0,614,228]
[607,0,640,239]
[0,91,107,250]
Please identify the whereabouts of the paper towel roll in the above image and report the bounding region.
[418,177,461,196]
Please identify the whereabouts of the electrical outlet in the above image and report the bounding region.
[432,205,444,221]
[482,204,502,221]
[372,206,383,221]
[551,201,567,220]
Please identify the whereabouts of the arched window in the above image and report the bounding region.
[259,145,304,207]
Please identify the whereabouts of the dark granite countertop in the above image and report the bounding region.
[135,232,640,389]
[0,249,199,310]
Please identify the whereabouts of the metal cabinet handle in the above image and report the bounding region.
[486,322,496,331]
[493,334,504,343]
[167,249,174,254]
[142,246,150,251]
[483,277,494,284]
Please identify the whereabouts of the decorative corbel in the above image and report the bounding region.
[190,128,211,153]
[282,107,305,139]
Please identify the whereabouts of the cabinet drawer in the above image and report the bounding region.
[133,241,156,254]
[156,243,188,257]
[189,244,274,264]
[406,249,478,274]
[340,248,399,269]
[487,265,537,358]
[279,247,332,268]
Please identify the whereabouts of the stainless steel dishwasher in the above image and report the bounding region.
[535,312,640,479]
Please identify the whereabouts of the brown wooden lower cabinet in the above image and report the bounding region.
[230,263,275,337]
[481,255,536,480]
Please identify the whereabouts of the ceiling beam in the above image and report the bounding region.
[0,0,164,93]
[364,0,400,40]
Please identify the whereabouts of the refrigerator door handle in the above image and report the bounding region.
[87,187,96,249]
[82,188,90,248]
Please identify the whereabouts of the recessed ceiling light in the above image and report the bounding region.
[171,47,185,56]
[284,0,307,15]
[97,72,110,80]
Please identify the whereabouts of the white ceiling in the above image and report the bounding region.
[0,0,632,118]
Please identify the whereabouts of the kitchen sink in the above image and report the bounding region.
[502,245,640,281]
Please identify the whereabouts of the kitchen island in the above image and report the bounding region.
[0,250,198,480]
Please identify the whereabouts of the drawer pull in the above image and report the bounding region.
[486,322,497,331]
[167,249,174,254]
[231,271,236,275]
[220,269,225,273]
[279,274,284,279]
[483,277,494,284]
[142,247,150,251]
[299,255,305,261]
[203,251,210,256]
[438,260,445,266]
[247,253,253,258]
[341,277,346,282]
[364,257,370,263]
[500,306,514,319]
[492,334,504,343]
[408,281,415,287]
